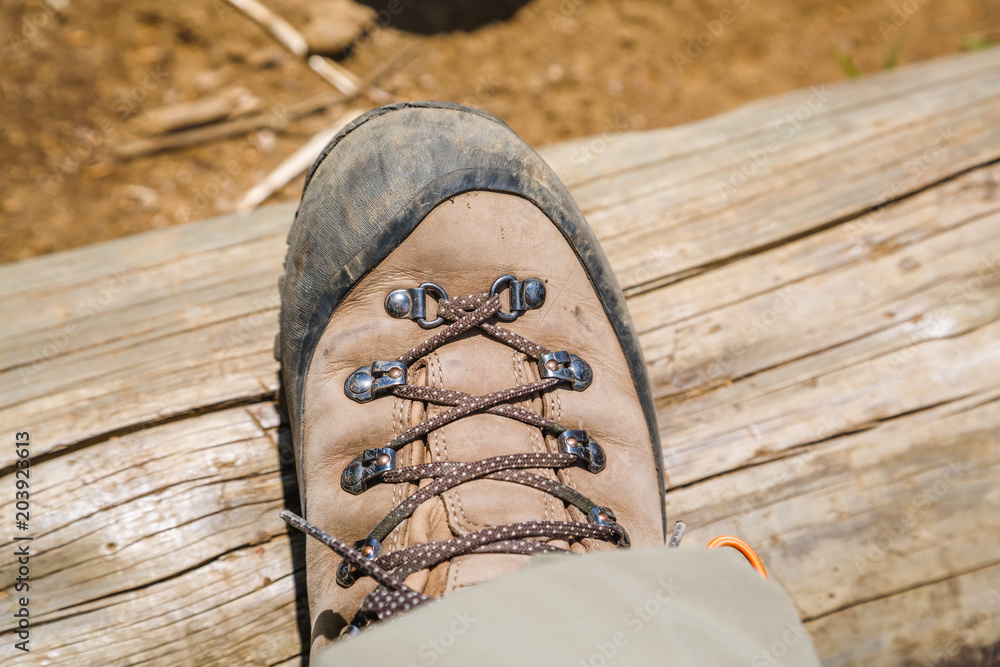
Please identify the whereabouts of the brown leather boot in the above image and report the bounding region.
[277,102,666,653]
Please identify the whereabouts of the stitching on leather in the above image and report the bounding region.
[390,396,400,551]
[427,354,455,544]
[430,352,487,533]
[449,555,462,594]
[429,353,445,463]
[436,358,488,533]
[512,351,531,452]
[406,359,427,467]
[519,350,557,521]
[393,394,401,438]
[516,350,559,522]
[399,358,428,555]
[440,353,489,531]
[451,487,489,529]
[395,361,424,551]
[547,366,580,494]
[439,425,480,529]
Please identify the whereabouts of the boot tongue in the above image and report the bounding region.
[406,335,571,596]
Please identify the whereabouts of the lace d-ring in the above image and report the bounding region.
[489,274,546,321]
[385,282,450,328]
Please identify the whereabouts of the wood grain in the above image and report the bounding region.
[2,47,1000,666]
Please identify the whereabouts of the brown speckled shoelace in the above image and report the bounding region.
[281,286,629,630]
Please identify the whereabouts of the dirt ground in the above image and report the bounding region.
[1,0,997,264]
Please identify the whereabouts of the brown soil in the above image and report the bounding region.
[1,0,997,264]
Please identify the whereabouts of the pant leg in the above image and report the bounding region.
[315,546,822,667]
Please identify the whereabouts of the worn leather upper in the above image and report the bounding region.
[298,191,664,651]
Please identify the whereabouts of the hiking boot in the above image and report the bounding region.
[276,102,666,652]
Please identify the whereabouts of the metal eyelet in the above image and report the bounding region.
[538,351,593,391]
[589,505,617,526]
[557,430,606,473]
[385,282,449,328]
[341,447,397,494]
[339,624,360,641]
[489,275,546,321]
[344,360,407,402]
[588,506,630,548]
[336,537,383,588]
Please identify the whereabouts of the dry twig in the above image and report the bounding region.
[133,87,261,135]
[224,0,308,57]
[112,45,418,159]
[236,107,367,211]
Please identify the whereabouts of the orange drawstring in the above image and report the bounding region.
[706,535,768,579]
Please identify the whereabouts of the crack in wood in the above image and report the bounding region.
[0,393,276,477]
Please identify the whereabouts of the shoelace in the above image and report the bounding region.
[280,282,769,632]
[282,286,629,629]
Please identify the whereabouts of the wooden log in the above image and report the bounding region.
[2,48,1000,665]
[0,406,304,665]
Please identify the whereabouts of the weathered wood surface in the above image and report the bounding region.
[2,47,1000,666]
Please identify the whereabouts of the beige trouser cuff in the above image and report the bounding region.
[317,546,822,667]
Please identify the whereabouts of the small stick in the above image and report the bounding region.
[112,93,347,159]
[309,55,396,104]
[309,54,359,96]
[224,0,308,57]
[112,45,418,160]
[133,86,261,135]
[112,46,416,159]
[236,107,366,211]
[225,0,395,105]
